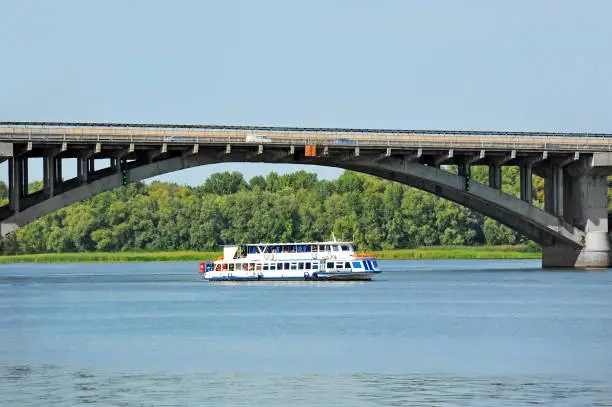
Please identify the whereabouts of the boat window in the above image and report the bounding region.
[284,262,290,270]
[332,245,339,252]
[269,264,276,271]
[345,262,351,269]
[336,262,344,269]
[222,263,228,270]
[290,263,297,270]
[229,264,235,271]
[305,262,311,270]
[372,260,378,268]
[263,264,269,271]
[352,261,362,269]
[312,264,319,270]
[298,263,304,270]
[311,245,318,252]
[242,263,248,270]
[297,245,302,253]
[341,245,350,251]
[215,264,221,271]
[326,262,334,269]
[319,245,326,251]
[249,263,255,271]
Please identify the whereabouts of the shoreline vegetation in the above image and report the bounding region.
[0,170,546,257]
[0,245,540,264]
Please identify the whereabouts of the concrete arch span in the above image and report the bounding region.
[1,148,585,251]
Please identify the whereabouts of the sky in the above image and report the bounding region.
[2,0,612,185]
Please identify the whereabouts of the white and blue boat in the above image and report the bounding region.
[199,241,381,281]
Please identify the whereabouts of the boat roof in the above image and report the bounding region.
[222,241,353,247]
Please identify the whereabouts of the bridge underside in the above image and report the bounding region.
[1,141,611,268]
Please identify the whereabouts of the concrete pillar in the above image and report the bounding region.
[43,155,57,198]
[544,166,564,217]
[55,158,63,184]
[78,156,90,183]
[544,174,555,215]
[542,168,610,268]
[458,162,466,177]
[520,165,532,203]
[9,157,22,212]
[555,166,564,218]
[21,158,28,197]
[488,164,501,190]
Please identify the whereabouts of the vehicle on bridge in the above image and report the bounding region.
[245,134,272,143]
[199,241,381,281]
[331,138,357,145]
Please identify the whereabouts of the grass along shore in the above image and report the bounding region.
[0,245,540,263]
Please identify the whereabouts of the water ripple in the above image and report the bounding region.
[1,364,611,407]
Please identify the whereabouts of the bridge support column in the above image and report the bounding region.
[43,155,58,198]
[8,157,23,212]
[488,164,501,190]
[77,156,92,183]
[544,166,563,217]
[542,167,610,268]
[520,165,532,203]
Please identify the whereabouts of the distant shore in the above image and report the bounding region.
[0,245,540,264]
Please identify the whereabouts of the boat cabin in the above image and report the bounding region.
[222,242,355,260]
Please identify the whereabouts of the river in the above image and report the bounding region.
[1,260,611,406]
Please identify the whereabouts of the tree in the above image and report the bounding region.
[198,172,247,195]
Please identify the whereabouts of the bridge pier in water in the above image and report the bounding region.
[540,158,610,268]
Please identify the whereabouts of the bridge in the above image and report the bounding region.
[1,121,612,269]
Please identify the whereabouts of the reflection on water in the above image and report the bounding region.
[1,260,612,406]
[1,363,611,406]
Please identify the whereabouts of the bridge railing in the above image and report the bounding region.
[1,125,611,152]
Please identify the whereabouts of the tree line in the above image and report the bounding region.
[0,167,547,255]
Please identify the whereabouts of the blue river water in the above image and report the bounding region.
[0,259,611,406]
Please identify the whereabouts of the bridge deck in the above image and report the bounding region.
[1,123,611,152]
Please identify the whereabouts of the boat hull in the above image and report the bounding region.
[203,270,380,282]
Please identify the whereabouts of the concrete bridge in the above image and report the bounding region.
[1,122,612,268]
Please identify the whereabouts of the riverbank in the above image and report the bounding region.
[373,245,540,260]
[0,245,540,263]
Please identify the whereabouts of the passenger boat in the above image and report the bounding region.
[199,241,381,281]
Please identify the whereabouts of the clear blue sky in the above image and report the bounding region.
[2,0,611,185]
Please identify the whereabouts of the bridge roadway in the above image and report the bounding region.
[1,122,612,269]
[1,122,612,152]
